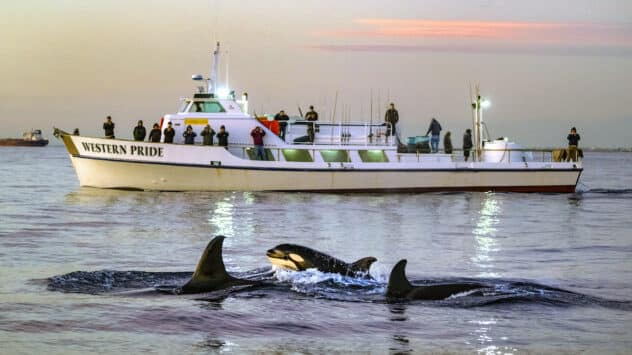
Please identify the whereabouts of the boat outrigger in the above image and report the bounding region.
[54,43,581,192]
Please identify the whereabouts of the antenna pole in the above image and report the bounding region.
[225,46,229,90]
[330,91,338,144]
[369,89,373,141]
[209,42,221,94]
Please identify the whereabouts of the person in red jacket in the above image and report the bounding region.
[251,126,266,160]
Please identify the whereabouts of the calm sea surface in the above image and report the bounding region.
[1,145,631,354]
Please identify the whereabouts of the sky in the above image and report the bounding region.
[1,0,631,147]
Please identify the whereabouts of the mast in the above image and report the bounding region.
[471,84,488,162]
[209,42,221,94]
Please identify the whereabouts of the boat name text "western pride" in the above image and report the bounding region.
[81,142,164,157]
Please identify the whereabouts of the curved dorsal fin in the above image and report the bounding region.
[181,236,231,294]
[386,259,413,298]
[350,256,377,273]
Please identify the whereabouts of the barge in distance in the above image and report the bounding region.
[1,129,49,147]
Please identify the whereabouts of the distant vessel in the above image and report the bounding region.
[54,43,581,192]
[0,129,49,147]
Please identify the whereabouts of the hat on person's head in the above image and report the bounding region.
[187,125,192,129]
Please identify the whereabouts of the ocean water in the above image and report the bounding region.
[1,145,631,354]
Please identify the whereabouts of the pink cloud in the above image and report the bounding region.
[306,43,632,56]
[313,18,632,47]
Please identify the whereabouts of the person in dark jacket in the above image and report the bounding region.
[163,122,175,143]
[251,126,266,160]
[384,103,399,140]
[103,116,115,139]
[133,120,146,141]
[463,129,473,161]
[443,131,453,154]
[217,125,229,148]
[426,118,442,153]
[201,124,216,145]
[305,106,318,121]
[304,105,318,142]
[148,123,161,142]
[274,110,290,141]
[183,125,197,144]
[567,127,581,162]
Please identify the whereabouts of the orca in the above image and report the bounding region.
[179,235,260,294]
[266,244,377,278]
[386,260,488,300]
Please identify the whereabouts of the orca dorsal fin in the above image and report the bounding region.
[181,236,231,294]
[386,259,414,298]
[349,256,377,273]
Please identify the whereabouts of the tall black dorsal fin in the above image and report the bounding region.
[350,257,378,273]
[386,259,413,298]
[181,236,231,294]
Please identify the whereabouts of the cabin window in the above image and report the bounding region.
[188,101,225,113]
[178,100,191,113]
[246,148,275,161]
[282,149,313,162]
[320,150,349,163]
[358,150,389,163]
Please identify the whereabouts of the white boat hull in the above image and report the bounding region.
[59,134,581,193]
[68,155,580,193]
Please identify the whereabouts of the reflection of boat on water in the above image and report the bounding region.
[0,129,49,147]
[54,43,582,193]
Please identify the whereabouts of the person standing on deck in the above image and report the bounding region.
[305,106,319,121]
[103,116,115,139]
[384,103,399,141]
[443,131,453,154]
[567,127,581,162]
[217,125,229,148]
[426,118,442,153]
[201,124,216,145]
[133,120,146,141]
[463,129,473,161]
[163,122,175,143]
[148,123,161,142]
[305,106,318,142]
[274,110,290,141]
[183,125,197,144]
[251,126,266,160]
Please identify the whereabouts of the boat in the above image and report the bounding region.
[0,129,49,147]
[54,43,582,192]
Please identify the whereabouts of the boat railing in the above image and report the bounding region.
[286,121,396,147]
[440,147,582,163]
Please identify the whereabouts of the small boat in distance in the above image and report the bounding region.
[54,43,582,192]
[0,129,49,147]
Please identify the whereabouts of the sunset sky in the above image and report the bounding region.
[2,0,631,147]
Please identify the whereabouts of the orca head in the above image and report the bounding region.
[266,244,316,271]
